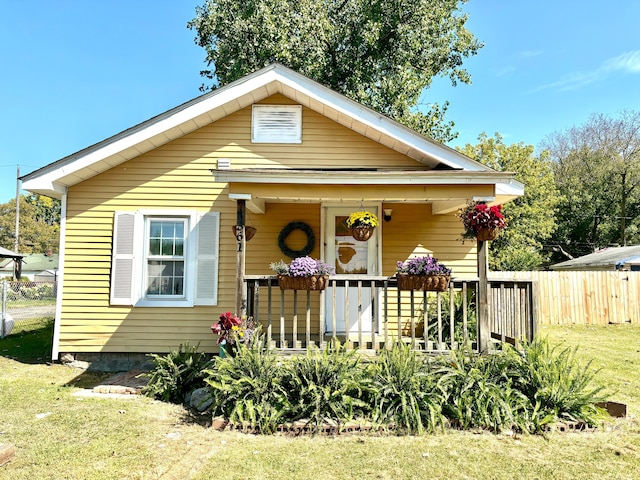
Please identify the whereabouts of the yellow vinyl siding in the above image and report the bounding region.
[58,93,482,354]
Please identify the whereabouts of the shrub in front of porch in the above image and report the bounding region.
[145,337,608,434]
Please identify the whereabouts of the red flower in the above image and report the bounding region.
[459,201,507,239]
[211,311,243,344]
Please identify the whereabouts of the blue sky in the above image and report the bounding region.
[1,0,639,203]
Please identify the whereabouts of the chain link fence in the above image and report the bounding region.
[1,281,57,338]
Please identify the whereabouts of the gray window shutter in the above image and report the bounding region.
[110,212,137,305]
[194,212,220,306]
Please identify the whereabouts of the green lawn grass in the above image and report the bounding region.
[0,323,639,480]
[0,317,53,362]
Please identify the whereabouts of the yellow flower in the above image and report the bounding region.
[346,211,379,228]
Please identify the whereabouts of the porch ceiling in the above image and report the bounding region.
[217,168,524,214]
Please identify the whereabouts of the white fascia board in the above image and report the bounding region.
[271,67,490,172]
[22,68,284,189]
[21,178,67,199]
[496,179,525,197]
[23,63,490,191]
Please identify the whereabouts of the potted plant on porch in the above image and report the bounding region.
[211,312,256,357]
[346,210,379,241]
[270,256,335,291]
[395,255,452,291]
[459,201,507,241]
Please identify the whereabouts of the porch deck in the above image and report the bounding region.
[245,275,538,354]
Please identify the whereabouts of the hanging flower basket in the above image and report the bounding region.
[458,201,507,242]
[350,226,375,241]
[278,274,329,291]
[346,211,379,242]
[397,273,451,292]
[476,227,500,242]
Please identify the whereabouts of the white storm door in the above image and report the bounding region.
[324,206,380,334]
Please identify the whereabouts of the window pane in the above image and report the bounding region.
[161,238,174,256]
[146,260,184,296]
[149,238,161,256]
[175,238,184,256]
[161,222,175,237]
[149,222,162,238]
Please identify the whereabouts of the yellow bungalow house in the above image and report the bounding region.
[22,64,530,369]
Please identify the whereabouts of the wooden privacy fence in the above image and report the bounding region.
[489,271,640,325]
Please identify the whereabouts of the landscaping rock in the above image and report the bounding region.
[188,387,213,412]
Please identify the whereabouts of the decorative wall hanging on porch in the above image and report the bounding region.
[395,256,452,291]
[231,225,257,241]
[458,201,507,242]
[346,211,379,241]
[270,256,335,291]
[277,222,315,258]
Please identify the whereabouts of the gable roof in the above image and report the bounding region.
[551,245,640,271]
[21,63,512,200]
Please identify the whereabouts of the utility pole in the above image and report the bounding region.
[14,165,20,253]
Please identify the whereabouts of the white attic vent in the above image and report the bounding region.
[217,158,231,169]
[252,105,302,143]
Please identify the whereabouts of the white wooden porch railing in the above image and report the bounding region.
[244,275,538,353]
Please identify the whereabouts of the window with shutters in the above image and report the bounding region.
[252,104,302,143]
[110,210,219,307]
[145,218,186,298]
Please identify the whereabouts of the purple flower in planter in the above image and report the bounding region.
[287,256,335,277]
[396,256,451,275]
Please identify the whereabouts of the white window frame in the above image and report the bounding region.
[110,210,219,307]
[136,211,196,307]
[252,104,302,143]
[143,216,189,301]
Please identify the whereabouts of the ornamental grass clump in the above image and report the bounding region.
[204,335,291,434]
[459,201,507,240]
[396,255,451,275]
[142,343,212,404]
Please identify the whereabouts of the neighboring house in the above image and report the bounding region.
[551,245,640,271]
[0,252,59,281]
[21,64,524,365]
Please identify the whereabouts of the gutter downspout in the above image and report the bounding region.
[51,189,67,361]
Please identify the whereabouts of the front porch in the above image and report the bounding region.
[245,274,538,354]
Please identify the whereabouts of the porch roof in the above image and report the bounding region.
[214,168,524,214]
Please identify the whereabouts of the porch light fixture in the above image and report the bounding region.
[384,209,393,222]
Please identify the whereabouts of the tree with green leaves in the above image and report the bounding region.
[0,194,60,254]
[459,133,559,270]
[188,0,482,143]
[542,111,640,258]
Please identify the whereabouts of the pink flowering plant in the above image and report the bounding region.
[211,311,255,346]
[396,255,451,276]
[459,201,507,240]
[270,256,335,277]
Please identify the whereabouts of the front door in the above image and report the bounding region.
[324,206,380,334]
